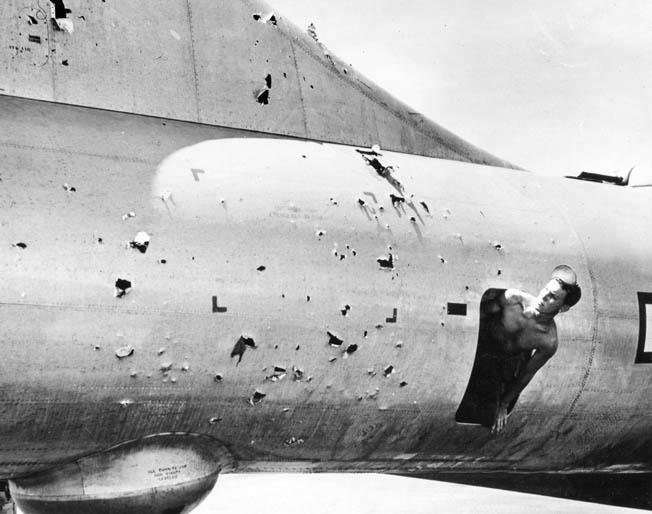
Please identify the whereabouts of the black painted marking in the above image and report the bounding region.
[385,308,398,323]
[212,296,227,313]
[447,303,467,316]
[191,168,205,182]
[28,34,41,43]
[635,292,652,363]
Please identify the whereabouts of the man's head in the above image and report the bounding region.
[535,265,582,315]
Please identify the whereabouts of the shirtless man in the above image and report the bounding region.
[482,265,582,433]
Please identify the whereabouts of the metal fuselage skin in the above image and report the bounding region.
[1,94,652,480]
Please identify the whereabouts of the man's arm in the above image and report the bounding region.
[492,346,556,434]
[481,289,525,316]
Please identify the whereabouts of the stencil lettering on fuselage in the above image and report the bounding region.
[635,292,652,363]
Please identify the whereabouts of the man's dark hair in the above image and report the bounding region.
[556,279,581,308]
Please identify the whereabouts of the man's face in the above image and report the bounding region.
[535,279,568,314]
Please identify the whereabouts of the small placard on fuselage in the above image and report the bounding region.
[447,303,467,316]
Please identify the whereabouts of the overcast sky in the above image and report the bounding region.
[271,0,652,185]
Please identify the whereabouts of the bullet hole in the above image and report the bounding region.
[420,201,430,214]
[119,399,133,408]
[375,323,384,329]
[115,346,134,359]
[341,304,351,316]
[257,265,266,272]
[438,255,446,264]
[497,269,503,276]
[367,368,376,376]
[130,231,150,253]
[122,212,136,221]
[160,362,173,372]
[158,348,166,355]
[114,278,132,298]
[465,285,470,290]
[339,254,346,261]
[306,296,311,302]
[231,335,257,365]
[181,362,190,372]
[493,243,503,251]
[284,437,305,447]
[256,88,269,105]
[383,365,394,377]
[316,230,326,238]
[395,341,403,348]
[400,381,408,387]
[94,344,101,350]
[249,390,266,405]
[357,198,366,207]
[440,321,445,327]
[363,330,368,338]
[344,344,358,356]
[130,371,138,378]
[61,59,69,66]
[390,194,406,208]
[50,0,70,19]
[13,242,27,249]
[330,197,338,205]
[327,331,343,347]
[329,356,337,363]
[296,345,301,351]
[158,259,167,264]
[265,73,272,89]
[377,252,394,270]
[28,34,41,43]
[253,12,277,25]
[292,366,304,381]
[283,72,287,78]
[62,183,76,192]
[214,373,223,382]
[209,417,222,425]
[274,344,279,349]
[410,217,416,223]
[266,366,287,382]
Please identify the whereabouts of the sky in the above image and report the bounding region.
[271,0,652,185]
[14,2,652,513]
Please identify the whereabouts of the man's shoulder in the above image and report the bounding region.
[503,289,535,305]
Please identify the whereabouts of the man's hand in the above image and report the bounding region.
[492,403,508,434]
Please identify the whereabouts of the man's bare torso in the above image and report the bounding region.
[490,291,558,356]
